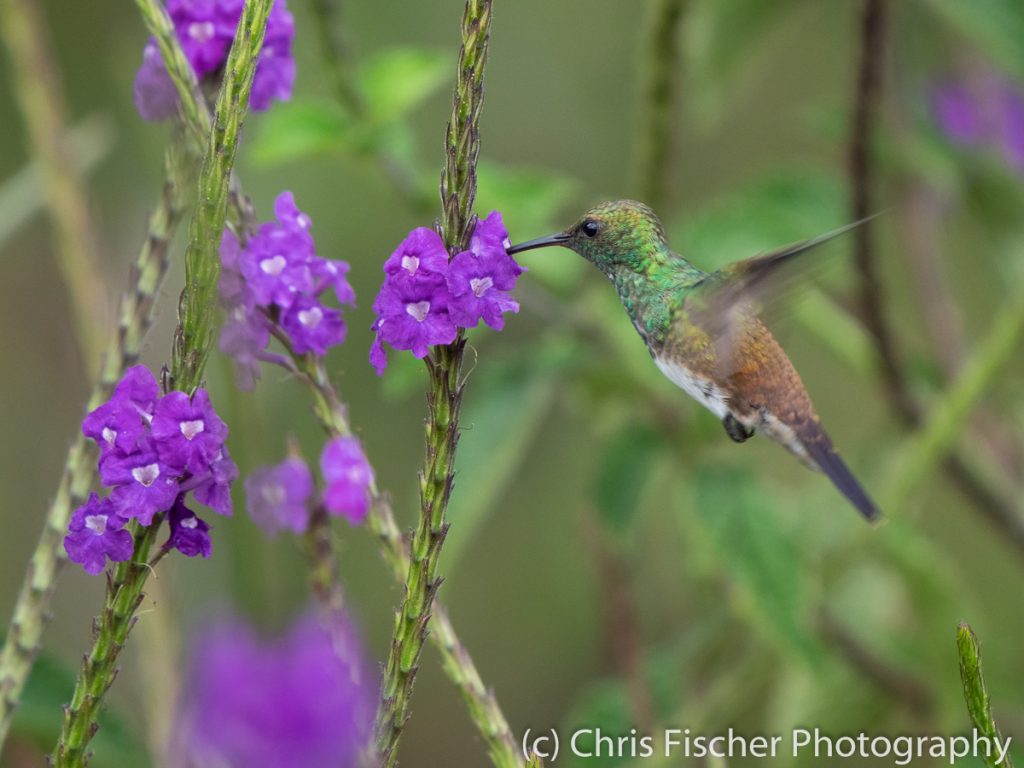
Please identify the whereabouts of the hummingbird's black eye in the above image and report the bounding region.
[581,219,600,238]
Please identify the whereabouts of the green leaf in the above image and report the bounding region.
[694,467,822,663]
[594,425,661,534]
[8,647,152,766]
[250,100,359,165]
[956,623,1015,768]
[926,0,1024,80]
[442,356,560,571]
[362,48,450,123]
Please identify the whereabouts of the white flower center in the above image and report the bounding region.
[260,255,288,276]
[187,21,216,43]
[405,301,430,323]
[261,482,286,506]
[297,213,311,229]
[470,277,493,298]
[401,255,420,273]
[85,514,108,535]
[181,516,199,529]
[298,307,323,328]
[132,463,161,487]
[180,420,205,441]
[101,427,117,445]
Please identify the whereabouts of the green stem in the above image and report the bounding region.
[375,1,492,765]
[881,283,1024,514]
[133,0,210,146]
[280,344,521,768]
[171,0,274,392]
[0,0,108,367]
[141,1,516,760]
[956,623,1014,768]
[51,2,273,763]
[0,141,189,756]
[51,523,161,766]
[134,0,255,234]
[633,0,686,210]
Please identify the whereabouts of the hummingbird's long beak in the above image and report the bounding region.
[507,232,571,255]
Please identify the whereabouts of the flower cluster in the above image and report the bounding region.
[173,612,373,768]
[370,211,524,374]
[932,74,1024,173]
[67,366,236,574]
[244,437,375,536]
[134,0,295,121]
[219,191,354,389]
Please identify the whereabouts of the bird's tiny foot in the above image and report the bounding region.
[723,413,754,443]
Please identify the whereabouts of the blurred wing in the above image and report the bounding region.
[686,216,875,376]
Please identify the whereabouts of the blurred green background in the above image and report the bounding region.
[2,0,1024,765]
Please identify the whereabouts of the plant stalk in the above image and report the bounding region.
[0,139,190,756]
[280,344,521,768]
[634,0,686,211]
[375,1,492,764]
[51,2,274,762]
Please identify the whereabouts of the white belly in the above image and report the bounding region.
[653,355,732,421]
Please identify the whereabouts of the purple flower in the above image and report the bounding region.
[82,365,160,457]
[932,74,1024,173]
[369,213,523,373]
[134,41,181,122]
[103,444,180,526]
[446,250,521,330]
[244,457,314,535]
[218,192,353,383]
[312,257,356,305]
[371,279,457,362]
[320,437,374,524]
[250,1,297,111]
[193,447,238,516]
[382,227,450,286]
[151,389,228,475]
[173,612,374,768]
[167,495,211,558]
[239,230,315,310]
[133,0,295,122]
[469,210,515,260]
[280,297,346,356]
[64,494,135,575]
[219,306,271,391]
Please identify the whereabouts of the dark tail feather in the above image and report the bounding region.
[800,426,882,523]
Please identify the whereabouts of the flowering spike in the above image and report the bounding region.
[218,192,353,386]
[369,212,523,373]
[134,0,295,121]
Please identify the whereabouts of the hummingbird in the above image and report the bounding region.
[508,200,881,522]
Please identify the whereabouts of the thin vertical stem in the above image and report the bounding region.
[0,0,108,366]
[848,0,916,422]
[374,2,492,764]
[0,140,190,756]
[634,0,686,210]
[51,2,274,763]
[171,0,274,393]
[278,338,522,768]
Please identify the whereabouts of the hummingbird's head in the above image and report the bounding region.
[508,200,669,274]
